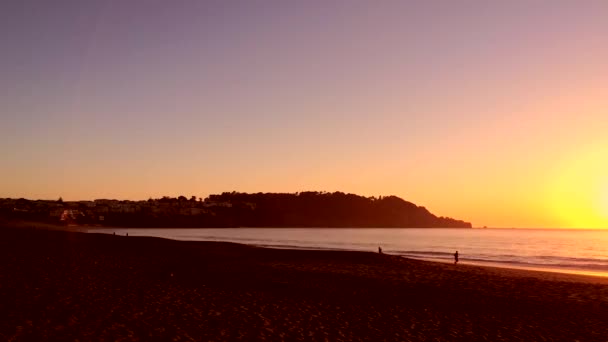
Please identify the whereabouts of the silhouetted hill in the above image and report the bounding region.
[0,192,472,228]
[207,192,471,228]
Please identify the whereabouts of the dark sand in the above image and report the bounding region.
[1,227,608,341]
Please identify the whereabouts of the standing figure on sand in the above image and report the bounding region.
[454,251,459,264]
[378,246,382,254]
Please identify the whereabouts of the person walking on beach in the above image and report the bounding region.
[454,251,459,264]
[378,246,383,254]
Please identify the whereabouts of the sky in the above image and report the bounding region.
[1,1,608,228]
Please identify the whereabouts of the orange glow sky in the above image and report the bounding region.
[1,1,608,228]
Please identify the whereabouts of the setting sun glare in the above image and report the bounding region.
[549,143,608,229]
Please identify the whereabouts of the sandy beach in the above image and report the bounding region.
[1,227,607,341]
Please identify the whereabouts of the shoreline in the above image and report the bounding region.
[2,227,608,340]
[411,257,608,280]
[89,226,608,280]
[5,223,608,286]
[6,221,608,280]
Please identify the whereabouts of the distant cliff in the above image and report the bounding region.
[0,192,472,228]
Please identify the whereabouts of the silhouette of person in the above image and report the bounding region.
[454,251,459,264]
[378,246,382,254]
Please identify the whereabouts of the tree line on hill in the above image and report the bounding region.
[0,192,471,228]
[204,192,471,228]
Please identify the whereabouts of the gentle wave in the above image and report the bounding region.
[398,251,608,272]
[253,244,353,251]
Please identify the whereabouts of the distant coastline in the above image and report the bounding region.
[0,191,472,228]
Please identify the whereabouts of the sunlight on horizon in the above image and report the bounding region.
[548,143,608,229]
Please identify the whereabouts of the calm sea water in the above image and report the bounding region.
[85,228,608,277]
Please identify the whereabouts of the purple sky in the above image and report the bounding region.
[2,1,608,227]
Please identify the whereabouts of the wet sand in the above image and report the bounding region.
[1,227,607,341]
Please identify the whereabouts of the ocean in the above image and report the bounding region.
[85,227,608,277]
